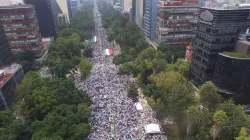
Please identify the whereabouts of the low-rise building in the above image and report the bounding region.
[0,63,24,110]
[34,37,54,67]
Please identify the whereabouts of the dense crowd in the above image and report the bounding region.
[74,4,166,140]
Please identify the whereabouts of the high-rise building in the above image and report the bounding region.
[123,0,132,12]
[135,0,144,29]
[0,5,44,58]
[156,0,199,47]
[24,0,57,39]
[71,0,78,13]
[131,0,136,21]
[56,0,72,24]
[190,7,250,86]
[144,0,158,41]
[0,23,13,67]
[50,0,60,33]
[0,63,24,110]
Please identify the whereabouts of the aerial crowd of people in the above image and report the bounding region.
[74,4,166,140]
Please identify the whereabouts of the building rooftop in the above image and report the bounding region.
[0,63,22,88]
[0,4,33,9]
[0,74,12,88]
[222,52,250,59]
[238,40,250,45]
[202,4,250,10]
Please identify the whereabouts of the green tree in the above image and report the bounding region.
[78,58,93,79]
[58,28,76,38]
[167,83,195,113]
[31,87,59,120]
[142,84,165,100]
[133,48,166,84]
[32,104,91,140]
[47,31,83,77]
[119,62,134,74]
[0,110,22,140]
[158,43,186,63]
[14,50,36,73]
[83,46,93,58]
[107,31,116,42]
[135,37,149,52]
[136,74,143,87]
[186,106,198,134]
[236,127,250,140]
[216,100,250,140]
[129,48,136,60]
[113,53,131,65]
[77,103,91,121]
[212,110,228,140]
[198,82,222,111]
[153,71,184,95]
[116,22,141,46]
[127,84,138,99]
[167,59,191,78]
[188,108,213,140]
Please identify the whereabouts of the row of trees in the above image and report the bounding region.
[120,47,250,140]
[0,2,95,140]
[47,32,83,77]
[47,2,94,78]
[98,2,150,65]
[0,72,92,140]
[99,2,250,140]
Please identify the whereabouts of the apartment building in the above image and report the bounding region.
[0,5,44,58]
[156,0,199,47]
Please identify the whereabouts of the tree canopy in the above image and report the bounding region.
[47,2,94,78]
[31,104,90,140]
[78,58,93,79]
[0,110,22,140]
[127,84,138,100]
[12,71,92,139]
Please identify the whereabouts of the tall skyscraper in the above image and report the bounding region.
[122,0,131,12]
[71,0,79,12]
[0,23,13,67]
[156,0,199,47]
[0,5,44,58]
[131,0,136,21]
[144,0,158,41]
[24,0,57,38]
[190,7,250,86]
[56,0,72,24]
[135,0,144,29]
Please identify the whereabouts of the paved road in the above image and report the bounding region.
[74,1,166,140]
